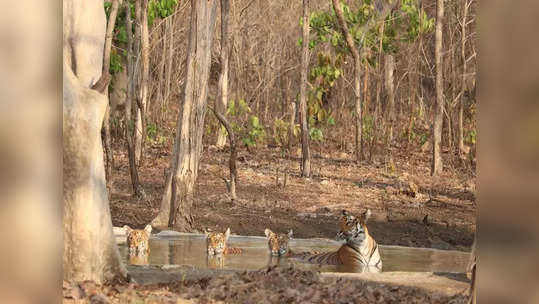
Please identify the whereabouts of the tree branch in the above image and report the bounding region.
[210,106,238,202]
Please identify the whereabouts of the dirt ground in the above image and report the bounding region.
[110,139,476,251]
[63,266,469,303]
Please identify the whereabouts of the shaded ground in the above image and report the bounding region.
[110,141,475,251]
[63,266,469,303]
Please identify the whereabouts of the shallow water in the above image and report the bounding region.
[117,232,470,273]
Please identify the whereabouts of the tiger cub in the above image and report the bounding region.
[205,228,242,255]
[124,224,152,265]
[293,209,382,271]
[264,228,293,256]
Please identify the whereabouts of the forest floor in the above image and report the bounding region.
[110,139,476,251]
[69,140,477,303]
[63,266,469,303]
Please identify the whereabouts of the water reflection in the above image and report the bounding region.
[117,233,469,273]
[207,255,225,269]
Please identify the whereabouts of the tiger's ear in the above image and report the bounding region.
[264,228,273,238]
[225,228,231,240]
[123,225,133,234]
[144,224,152,235]
[342,209,349,216]
[288,229,293,238]
[361,209,372,223]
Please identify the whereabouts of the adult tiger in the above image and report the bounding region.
[292,209,382,271]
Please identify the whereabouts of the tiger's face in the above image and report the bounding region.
[206,228,230,255]
[265,228,293,256]
[336,209,371,243]
[124,224,152,256]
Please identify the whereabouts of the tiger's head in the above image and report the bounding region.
[124,224,152,256]
[206,228,230,255]
[264,228,293,256]
[336,209,371,244]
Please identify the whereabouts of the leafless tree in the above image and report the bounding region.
[215,0,232,149]
[125,0,145,198]
[432,0,445,175]
[212,108,237,201]
[299,0,312,177]
[152,0,219,230]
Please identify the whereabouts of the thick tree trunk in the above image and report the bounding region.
[299,0,312,177]
[152,0,218,230]
[63,0,126,283]
[103,0,122,192]
[216,0,231,149]
[432,0,445,175]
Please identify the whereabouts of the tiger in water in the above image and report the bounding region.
[292,209,382,272]
[264,228,293,256]
[205,228,243,255]
[124,224,152,265]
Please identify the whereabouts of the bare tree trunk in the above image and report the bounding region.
[385,54,395,166]
[363,60,370,115]
[287,101,296,154]
[63,0,126,283]
[125,1,144,198]
[375,22,384,125]
[333,0,395,162]
[163,17,174,122]
[216,0,231,149]
[459,0,469,153]
[212,108,237,201]
[448,27,456,151]
[135,0,150,165]
[432,0,445,175]
[354,55,363,162]
[152,0,218,231]
[332,0,362,163]
[157,21,167,122]
[299,0,311,177]
[407,38,420,144]
[373,22,385,161]
[102,0,122,193]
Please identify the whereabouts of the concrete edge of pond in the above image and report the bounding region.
[126,265,469,297]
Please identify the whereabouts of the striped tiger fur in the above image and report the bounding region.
[124,224,152,265]
[292,209,382,270]
[205,228,243,255]
[265,228,293,256]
